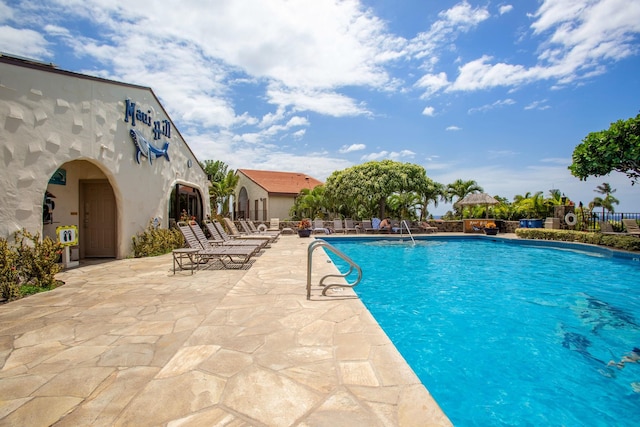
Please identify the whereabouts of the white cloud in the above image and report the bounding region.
[422,106,436,116]
[0,26,50,58]
[360,149,415,161]
[499,5,513,15]
[266,85,371,117]
[524,100,551,110]
[415,72,450,98]
[428,0,640,94]
[339,144,366,153]
[446,125,462,131]
[468,98,516,114]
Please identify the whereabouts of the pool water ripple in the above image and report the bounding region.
[326,238,640,426]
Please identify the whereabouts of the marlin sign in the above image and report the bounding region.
[124,99,171,165]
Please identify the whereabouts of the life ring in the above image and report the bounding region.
[565,212,577,226]
[257,224,268,232]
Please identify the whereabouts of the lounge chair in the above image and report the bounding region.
[223,218,273,243]
[344,218,359,234]
[312,218,331,234]
[239,220,278,242]
[418,221,438,233]
[247,220,281,239]
[360,219,375,233]
[332,219,346,233]
[599,221,622,235]
[202,220,267,250]
[622,219,640,236]
[176,222,258,269]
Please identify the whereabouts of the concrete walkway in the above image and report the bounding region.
[0,235,451,426]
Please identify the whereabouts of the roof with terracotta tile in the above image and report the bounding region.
[237,169,323,195]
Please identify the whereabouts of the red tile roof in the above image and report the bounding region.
[237,169,323,195]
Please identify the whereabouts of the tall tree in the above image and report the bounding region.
[324,160,431,219]
[201,160,231,214]
[446,179,483,219]
[290,185,326,219]
[592,182,619,219]
[569,113,640,184]
[417,180,446,220]
[212,170,238,216]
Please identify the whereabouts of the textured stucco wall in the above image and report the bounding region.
[0,60,209,258]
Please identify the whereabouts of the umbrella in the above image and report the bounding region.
[455,193,499,218]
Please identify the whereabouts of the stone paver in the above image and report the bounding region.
[0,235,452,426]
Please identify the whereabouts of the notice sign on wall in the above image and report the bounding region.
[56,225,78,246]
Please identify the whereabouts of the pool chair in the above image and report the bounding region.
[313,218,331,234]
[269,218,294,235]
[599,221,623,235]
[419,221,438,233]
[176,222,259,269]
[622,219,640,236]
[247,220,281,239]
[344,218,359,234]
[332,219,346,233]
[202,220,268,250]
[223,218,273,244]
[238,220,278,243]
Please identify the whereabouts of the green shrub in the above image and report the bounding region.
[515,228,640,252]
[131,221,184,257]
[1,229,63,302]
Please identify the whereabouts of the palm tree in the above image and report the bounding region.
[202,160,230,214]
[213,170,238,216]
[290,185,326,219]
[418,181,446,220]
[446,179,483,219]
[592,182,619,220]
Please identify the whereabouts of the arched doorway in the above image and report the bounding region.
[44,160,117,259]
[169,184,204,225]
[237,187,249,219]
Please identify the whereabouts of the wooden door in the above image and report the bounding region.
[81,181,116,257]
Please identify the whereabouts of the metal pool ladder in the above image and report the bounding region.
[307,239,362,300]
[400,220,416,245]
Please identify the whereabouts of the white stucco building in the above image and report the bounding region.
[0,54,210,259]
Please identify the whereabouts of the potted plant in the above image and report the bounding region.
[484,221,498,235]
[297,219,312,237]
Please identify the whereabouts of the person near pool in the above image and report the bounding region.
[379,217,392,232]
[608,347,640,369]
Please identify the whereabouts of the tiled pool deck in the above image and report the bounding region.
[0,234,454,426]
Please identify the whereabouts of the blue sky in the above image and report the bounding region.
[2,0,639,214]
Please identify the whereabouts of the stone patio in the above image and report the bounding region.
[0,234,451,426]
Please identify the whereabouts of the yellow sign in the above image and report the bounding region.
[56,225,78,246]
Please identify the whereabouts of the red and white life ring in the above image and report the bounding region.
[564,212,577,226]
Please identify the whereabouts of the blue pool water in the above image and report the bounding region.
[325,238,640,426]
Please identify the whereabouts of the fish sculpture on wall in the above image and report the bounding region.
[129,129,170,164]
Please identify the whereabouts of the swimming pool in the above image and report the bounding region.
[324,237,640,426]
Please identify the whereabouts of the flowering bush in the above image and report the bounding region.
[485,222,497,229]
[298,219,312,230]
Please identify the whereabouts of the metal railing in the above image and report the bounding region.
[400,220,416,245]
[307,239,362,300]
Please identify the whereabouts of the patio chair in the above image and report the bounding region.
[418,221,438,233]
[239,220,278,243]
[269,218,294,234]
[176,222,258,269]
[599,221,622,235]
[332,219,346,233]
[360,219,375,233]
[202,220,267,250]
[344,218,359,234]
[247,220,281,239]
[222,218,273,243]
[312,218,331,234]
[622,219,640,236]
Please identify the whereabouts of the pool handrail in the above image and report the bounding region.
[307,239,362,300]
[400,219,416,245]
